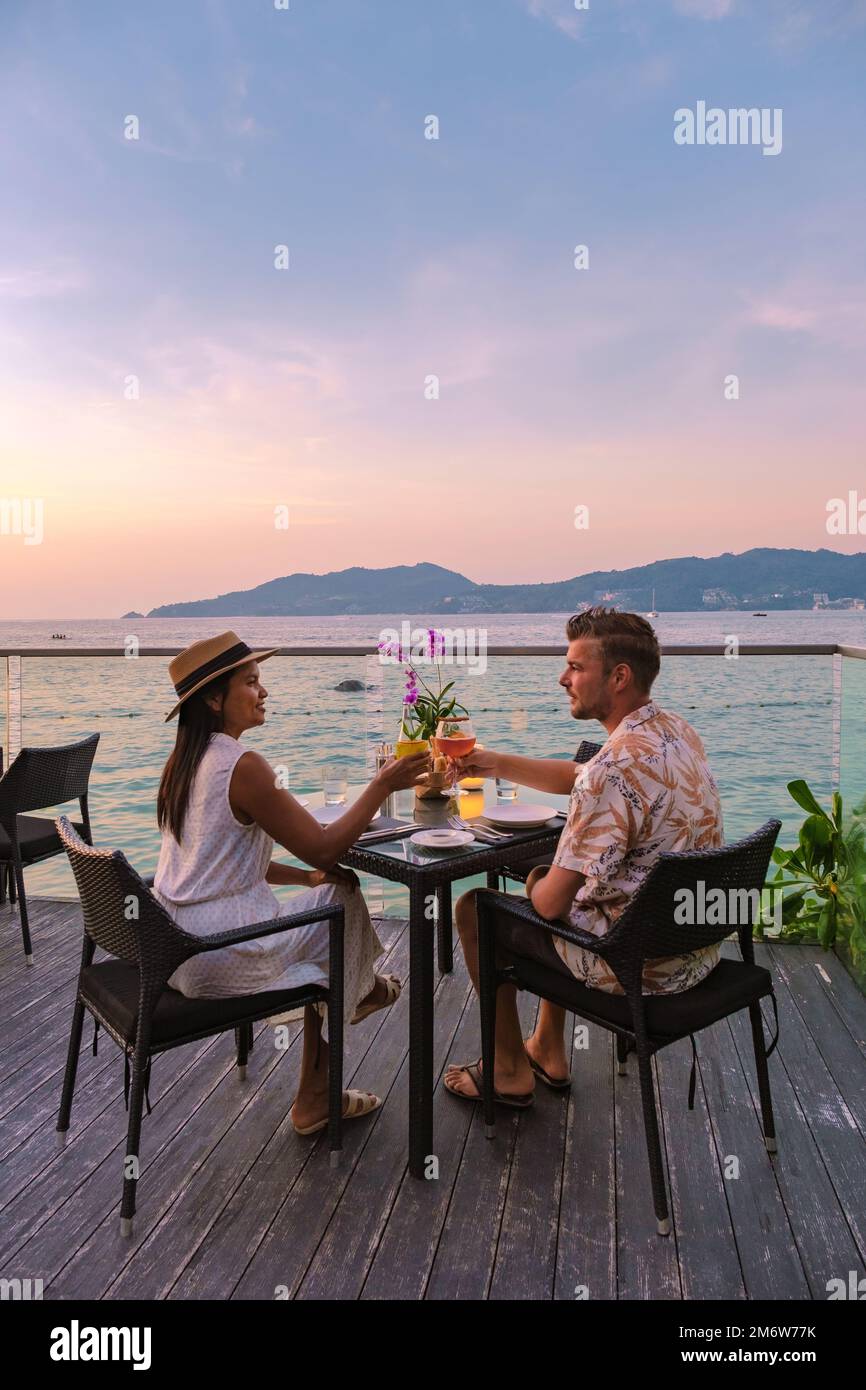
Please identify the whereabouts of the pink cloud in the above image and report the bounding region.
[748,301,817,331]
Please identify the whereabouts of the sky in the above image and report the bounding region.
[1,0,865,616]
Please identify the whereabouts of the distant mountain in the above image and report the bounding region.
[144,550,866,617]
[148,564,476,617]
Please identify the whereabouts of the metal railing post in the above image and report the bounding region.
[832,651,842,796]
[364,650,387,913]
[5,654,21,766]
[365,652,384,778]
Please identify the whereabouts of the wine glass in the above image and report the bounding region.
[433,716,476,787]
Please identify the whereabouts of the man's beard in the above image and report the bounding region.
[569,691,612,723]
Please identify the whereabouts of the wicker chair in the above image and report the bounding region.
[55,817,346,1237]
[495,739,603,888]
[476,818,782,1235]
[0,734,99,962]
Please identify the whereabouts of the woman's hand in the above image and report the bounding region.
[375,752,430,795]
[306,866,361,893]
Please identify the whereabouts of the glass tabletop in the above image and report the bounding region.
[306,781,570,867]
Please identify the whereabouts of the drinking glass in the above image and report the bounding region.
[434,716,476,788]
[322,766,348,805]
[495,776,519,801]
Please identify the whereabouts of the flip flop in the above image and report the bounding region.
[525,1049,572,1092]
[350,973,402,1025]
[443,1059,534,1110]
[291,1089,381,1136]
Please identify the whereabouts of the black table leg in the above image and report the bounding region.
[408,881,435,1179]
[436,884,453,974]
[487,870,501,891]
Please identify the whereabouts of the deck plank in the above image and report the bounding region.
[107,925,408,1299]
[694,1012,809,1299]
[227,923,433,1299]
[614,1053,681,1299]
[654,1034,746,1300]
[0,1036,223,1273]
[1,899,865,1300]
[724,947,866,1294]
[768,944,866,1135]
[291,950,473,1300]
[553,1023,617,1302]
[486,997,567,1301]
[756,945,866,1263]
[357,980,483,1301]
[421,993,539,1302]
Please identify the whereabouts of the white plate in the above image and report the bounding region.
[483,803,558,829]
[410,829,474,851]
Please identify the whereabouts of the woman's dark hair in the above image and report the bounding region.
[157,670,233,842]
[565,607,660,693]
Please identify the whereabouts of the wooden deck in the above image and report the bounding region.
[1,896,865,1301]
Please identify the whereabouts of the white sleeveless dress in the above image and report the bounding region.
[153,732,384,1034]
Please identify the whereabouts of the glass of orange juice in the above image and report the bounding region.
[395,714,430,759]
[395,737,429,758]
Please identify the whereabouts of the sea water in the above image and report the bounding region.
[2,611,864,907]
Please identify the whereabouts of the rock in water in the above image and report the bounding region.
[334,678,366,692]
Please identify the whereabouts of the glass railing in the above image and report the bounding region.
[839,649,866,991]
[1,646,861,956]
[12,652,373,905]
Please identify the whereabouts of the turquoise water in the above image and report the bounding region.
[2,611,864,908]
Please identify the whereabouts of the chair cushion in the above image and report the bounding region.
[79,959,327,1048]
[502,951,773,1041]
[0,816,86,863]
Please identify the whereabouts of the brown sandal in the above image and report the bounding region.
[525,1048,572,1092]
[443,1060,534,1110]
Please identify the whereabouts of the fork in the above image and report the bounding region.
[448,814,509,840]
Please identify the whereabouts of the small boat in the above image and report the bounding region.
[752,612,767,617]
[646,589,658,619]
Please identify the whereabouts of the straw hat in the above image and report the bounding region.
[165,631,280,722]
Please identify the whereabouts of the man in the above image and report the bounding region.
[444,607,724,1107]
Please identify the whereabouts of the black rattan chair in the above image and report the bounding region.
[476,818,782,1235]
[0,734,99,962]
[55,817,346,1237]
[496,739,603,887]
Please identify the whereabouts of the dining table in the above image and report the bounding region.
[309,780,570,1179]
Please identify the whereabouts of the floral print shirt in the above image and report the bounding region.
[550,701,724,995]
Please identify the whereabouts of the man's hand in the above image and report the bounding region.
[524,864,550,894]
[454,746,499,779]
[529,863,585,921]
[307,866,360,893]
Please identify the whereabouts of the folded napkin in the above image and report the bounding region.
[357,819,416,845]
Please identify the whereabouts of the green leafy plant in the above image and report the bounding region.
[379,629,468,744]
[762,781,866,978]
[836,796,866,986]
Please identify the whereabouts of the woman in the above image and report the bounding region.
[153,631,427,1135]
